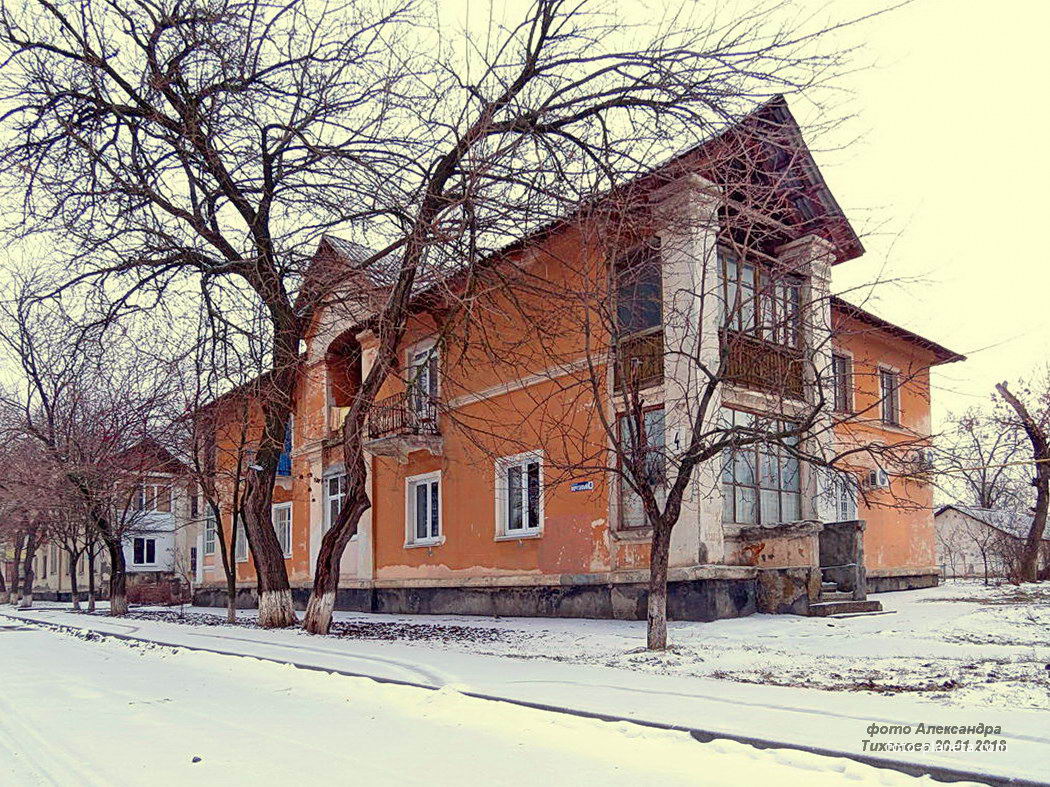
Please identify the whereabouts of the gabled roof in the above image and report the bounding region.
[934,504,1048,541]
[832,296,965,366]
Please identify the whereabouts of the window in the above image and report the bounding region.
[132,537,157,566]
[324,473,347,532]
[135,482,172,513]
[405,471,441,546]
[234,517,249,562]
[618,407,666,529]
[831,353,852,413]
[880,368,900,425]
[273,503,292,558]
[831,473,858,521]
[204,508,217,555]
[190,490,199,518]
[721,408,801,525]
[407,345,439,415]
[721,249,802,347]
[614,238,663,338]
[277,419,293,477]
[496,453,543,537]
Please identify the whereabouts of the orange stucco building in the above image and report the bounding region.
[193,98,962,619]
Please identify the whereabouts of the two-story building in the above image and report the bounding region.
[193,97,963,621]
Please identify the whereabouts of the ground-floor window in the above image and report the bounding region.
[618,407,666,529]
[234,518,249,562]
[273,503,292,558]
[405,471,441,546]
[132,537,157,566]
[324,473,347,533]
[721,408,801,525]
[204,509,217,555]
[496,452,543,536]
[831,473,858,521]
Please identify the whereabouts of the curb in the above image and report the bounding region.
[4,611,1043,787]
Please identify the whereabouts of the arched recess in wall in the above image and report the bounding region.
[326,329,362,430]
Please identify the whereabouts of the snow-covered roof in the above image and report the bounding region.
[934,504,1048,541]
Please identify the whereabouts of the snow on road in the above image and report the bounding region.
[0,625,946,786]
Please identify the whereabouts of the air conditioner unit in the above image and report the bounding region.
[866,468,890,489]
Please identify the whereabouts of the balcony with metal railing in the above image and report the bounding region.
[364,390,443,460]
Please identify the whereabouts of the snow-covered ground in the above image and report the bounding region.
[0,622,957,786]
[4,580,1047,783]
[69,580,1050,710]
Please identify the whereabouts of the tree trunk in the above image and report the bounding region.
[303,413,370,635]
[241,332,298,629]
[303,492,370,634]
[226,566,237,624]
[9,536,22,604]
[68,555,80,611]
[86,546,97,612]
[106,537,128,615]
[646,524,671,650]
[18,530,37,610]
[1021,466,1048,582]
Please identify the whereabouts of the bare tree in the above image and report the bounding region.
[995,379,1049,583]
[938,407,1028,509]
[301,0,890,634]
[0,283,181,614]
[0,0,420,627]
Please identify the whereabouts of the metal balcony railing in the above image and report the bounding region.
[367,391,440,440]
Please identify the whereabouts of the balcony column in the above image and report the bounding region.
[657,174,724,566]
[775,234,837,523]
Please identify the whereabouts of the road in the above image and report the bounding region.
[0,620,946,786]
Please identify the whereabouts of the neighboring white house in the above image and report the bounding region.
[934,504,1050,581]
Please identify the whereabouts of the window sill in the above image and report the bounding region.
[495,530,542,542]
[611,527,653,542]
[404,536,445,549]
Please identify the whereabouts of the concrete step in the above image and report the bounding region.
[807,599,883,617]
[819,590,856,602]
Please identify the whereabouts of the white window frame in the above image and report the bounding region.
[495,451,544,540]
[234,517,249,563]
[203,508,217,556]
[132,536,157,566]
[273,502,293,558]
[831,472,858,521]
[324,471,346,533]
[405,470,442,547]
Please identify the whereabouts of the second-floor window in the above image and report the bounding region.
[880,368,900,425]
[614,238,662,338]
[408,345,439,417]
[234,517,249,562]
[831,353,852,413]
[135,482,171,513]
[721,249,802,348]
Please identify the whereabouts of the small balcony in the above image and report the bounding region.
[613,329,664,392]
[721,330,804,400]
[365,390,443,460]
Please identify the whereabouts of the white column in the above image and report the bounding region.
[658,175,723,566]
[776,234,837,523]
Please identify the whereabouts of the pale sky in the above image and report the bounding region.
[433,0,1049,430]
[793,0,1049,428]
